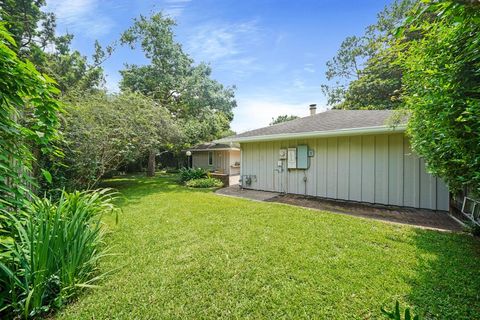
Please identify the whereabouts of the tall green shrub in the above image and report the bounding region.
[399,1,480,194]
[0,189,117,318]
[0,23,62,217]
[56,91,180,190]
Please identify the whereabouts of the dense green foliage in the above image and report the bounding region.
[0,23,62,220]
[0,3,119,317]
[322,0,415,109]
[1,1,237,318]
[399,1,480,195]
[0,189,117,318]
[0,0,111,94]
[56,175,480,319]
[179,167,208,182]
[51,92,180,190]
[120,13,236,148]
[185,177,223,188]
[269,115,299,125]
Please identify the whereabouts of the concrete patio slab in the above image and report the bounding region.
[216,185,279,201]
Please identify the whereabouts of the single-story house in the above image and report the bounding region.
[218,106,449,211]
[186,142,241,186]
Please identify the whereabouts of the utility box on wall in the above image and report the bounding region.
[287,148,297,169]
[297,145,308,169]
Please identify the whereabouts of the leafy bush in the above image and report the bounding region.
[381,301,420,320]
[0,24,62,225]
[179,167,208,182]
[56,91,180,190]
[400,2,480,194]
[185,178,223,188]
[0,189,117,318]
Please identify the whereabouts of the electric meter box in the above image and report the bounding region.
[297,145,308,169]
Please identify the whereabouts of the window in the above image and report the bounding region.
[208,151,213,166]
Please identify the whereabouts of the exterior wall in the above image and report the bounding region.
[240,133,449,211]
[229,150,241,175]
[192,151,209,169]
[192,150,239,175]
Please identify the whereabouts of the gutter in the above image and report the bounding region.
[187,148,240,152]
[216,125,407,143]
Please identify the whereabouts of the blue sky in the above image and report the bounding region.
[46,0,393,133]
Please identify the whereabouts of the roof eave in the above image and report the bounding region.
[188,148,240,152]
[216,125,407,143]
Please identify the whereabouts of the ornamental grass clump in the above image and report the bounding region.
[0,189,118,319]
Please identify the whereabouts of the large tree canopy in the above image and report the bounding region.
[322,0,415,109]
[55,91,180,189]
[1,0,112,94]
[120,13,236,137]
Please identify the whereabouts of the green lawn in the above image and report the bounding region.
[57,174,480,319]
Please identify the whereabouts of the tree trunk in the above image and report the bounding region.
[147,151,156,177]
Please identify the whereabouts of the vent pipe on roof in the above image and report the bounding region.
[309,104,317,116]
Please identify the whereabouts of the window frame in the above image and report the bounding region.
[208,151,213,166]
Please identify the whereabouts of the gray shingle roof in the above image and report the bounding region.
[188,142,240,151]
[232,110,403,139]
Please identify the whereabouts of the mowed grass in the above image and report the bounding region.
[57,174,480,319]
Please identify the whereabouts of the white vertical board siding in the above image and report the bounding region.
[327,138,338,199]
[337,137,350,200]
[349,136,362,202]
[361,135,375,203]
[258,142,266,190]
[420,158,437,209]
[388,134,404,206]
[240,133,449,211]
[403,138,420,207]
[375,135,389,204]
[437,178,449,211]
[272,141,280,192]
[192,152,208,169]
[316,139,328,197]
[306,140,316,196]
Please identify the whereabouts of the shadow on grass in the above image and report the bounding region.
[99,173,215,207]
[407,229,480,319]
[98,174,480,319]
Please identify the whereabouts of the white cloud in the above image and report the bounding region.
[46,0,115,38]
[163,0,192,18]
[303,63,315,73]
[188,20,260,61]
[231,97,328,133]
[187,20,263,79]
